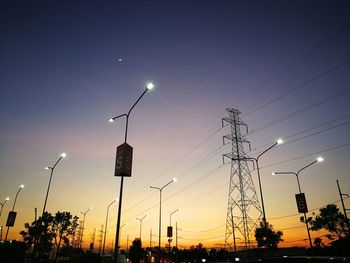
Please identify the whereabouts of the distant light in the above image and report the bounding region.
[20,185,24,188]
[277,139,283,145]
[235,257,240,262]
[146,82,154,90]
[108,118,114,123]
[173,177,178,183]
[45,167,50,170]
[118,58,123,62]
[61,152,66,158]
[272,172,276,175]
[317,156,324,162]
[202,259,206,262]
[90,207,93,210]
[5,197,10,201]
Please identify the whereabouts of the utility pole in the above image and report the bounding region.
[98,225,104,255]
[336,180,350,231]
[126,235,129,251]
[34,207,37,221]
[150,229,152,248]
[90,227,96,252]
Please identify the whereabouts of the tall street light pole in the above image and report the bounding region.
[0,197,9,241]
[109,82,154,261]
[150,178,177,250]
[103,199,117,255]
[231,139,283,225]
[136,214,147,240]
[80,207,92,249]
[272,156,324,252]
[170,208,179,226]
[5,185,24,241]
[42,153,66,216]
[0,197,10,219]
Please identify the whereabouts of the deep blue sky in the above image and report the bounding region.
[1,1,350,247]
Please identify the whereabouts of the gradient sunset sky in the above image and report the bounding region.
[1,1,350,250]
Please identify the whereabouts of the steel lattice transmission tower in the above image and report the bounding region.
[222,108,262,251]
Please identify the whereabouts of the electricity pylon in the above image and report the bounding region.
[222,108,262,251]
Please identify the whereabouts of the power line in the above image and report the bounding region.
[124,126,224,203]
[261,141,350,169]
[243,58,350,117]
[247,87,350,135]
[238,30,343,105]
[249,113,350,153]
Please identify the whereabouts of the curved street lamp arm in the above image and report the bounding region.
[127,88,148,117]
[273,171,297,176]
[257,142,278,160]
[52,156,63,170]
[296,160,318,176]
[12,187,23,211]
[149,186,161,190]
[161,180,174,190]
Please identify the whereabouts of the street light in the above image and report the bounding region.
[102,199,117,255]
[42,152,66,216]
[231,139,283,225]
[149,178,177,249]
[108,82,154,259]
[5,184,24,241]
[272,156,324,251]
[169,208,180,226]
[80,207,92,249]
[136,214,147,240]
[0,197,10,219]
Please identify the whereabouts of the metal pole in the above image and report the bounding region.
[5,186,23,241]
[136,215,147,240]
[230,207,237,254]
[42,168,54,215]
[159,189,162,249]
[112,86,151,262]
[337,179,350,232]
[150,229,152,248]
[255,160,266,225]
[0,199,8,219]
[80,208,91,249]
[103,200,116,255]
[42,155,64,216]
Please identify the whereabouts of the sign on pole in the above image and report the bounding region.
[6,211,17,227]
[295,193,308,213]
[167,226,173,238]
[114,143,133,177]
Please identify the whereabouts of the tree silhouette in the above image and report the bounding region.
[20,211,78,262]
[310,204,349,240]
[51,211,79,262]
[254,221,283,249]
[128,238,145,263]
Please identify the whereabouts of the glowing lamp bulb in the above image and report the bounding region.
[317,156,324,162]
[272,172,276,175]
[146,82,154,90]
[277,139,283,145]
[61,152,66,158]
[5,197,10,201]
[173,177,178,183]
[20,184,24,188]
[108,118,114,123]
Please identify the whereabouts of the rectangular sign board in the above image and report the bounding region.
[114,143,133,177]
[295,193,308,213]
[6,211,17,227]
[167,226,173,237]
